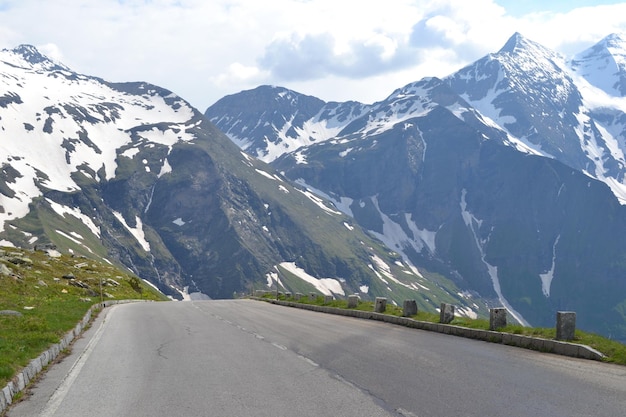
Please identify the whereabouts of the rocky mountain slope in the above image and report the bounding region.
[0,45,479,314]
[205,33,626,340]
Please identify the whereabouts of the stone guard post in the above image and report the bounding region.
[556,311,576,341]
[440,303,454,324]
[402,300,418,317]
[347,294,359,308]
[375,297,387,313]
[489,308,507,330]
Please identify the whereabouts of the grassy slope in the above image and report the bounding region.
[0,246,168,388]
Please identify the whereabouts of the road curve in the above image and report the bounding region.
[8,300,626,417]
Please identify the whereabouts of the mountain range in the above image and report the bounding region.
[2,32,626,340]
[206,33,626,340]
[0,44,475,317]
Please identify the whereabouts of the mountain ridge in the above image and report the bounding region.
[0,44,480,316]
[206,32,626,340]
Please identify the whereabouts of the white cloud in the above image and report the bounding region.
[0,0,624,110]
[211,62,264,91]
[36,42,64,63]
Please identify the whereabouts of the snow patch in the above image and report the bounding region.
[367,197,425,278]
[113,211,150,252]
[293,179,353,217]
[46,199,101,237]
[121,147,140,159]
[55,230,82,245]
[339,147,353,157]
[171,285,190,301]
[255,168,277,180]
[279,262,345,296]
[455,306,478,319]
[136,126,194,146]
[55,230,94,254]
[158,158,172,177]
[294,187,341,215]
[142,278,161,293]
[539,235,560,297]
[294,150,307,164]
[370,253,426,292]
[266,270,285,289]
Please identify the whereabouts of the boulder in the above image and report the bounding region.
[68,280,89,289]
[35,243,62,258]
[104,278,120,287]
[8,256,33,265]
[0,263,12,276]
[0,310,22,317]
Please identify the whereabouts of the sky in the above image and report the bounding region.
[0,0,625,111]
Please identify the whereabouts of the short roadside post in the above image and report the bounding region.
[347,294,359,308]
[489,308,507,331]
[556,311,576,341]
[374,297,387,313]
[402,299,418,317]
[439,303,454,324]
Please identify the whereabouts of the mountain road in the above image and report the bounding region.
[8,300,626,417]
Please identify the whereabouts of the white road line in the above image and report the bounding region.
[271,342,287,350]
[40,308,111,417]
[297,355,319,368]
[396,408,420,417]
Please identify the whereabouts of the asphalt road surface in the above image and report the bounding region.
[8,300,626,417]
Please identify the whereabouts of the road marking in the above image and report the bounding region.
[40,309,110,417]
[272,342,287,350]
[396,408,420,417]
[297,355,319,368]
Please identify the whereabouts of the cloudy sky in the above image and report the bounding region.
[0,0,625,111]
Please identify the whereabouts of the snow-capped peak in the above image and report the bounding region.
[0,45,199,231]
[569,33,626,96]
[498,32,528,53]
[498,32,562,62]
[2,44,70,72]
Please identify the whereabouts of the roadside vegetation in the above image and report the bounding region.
[0,246,167,388]
[259,292,626,365]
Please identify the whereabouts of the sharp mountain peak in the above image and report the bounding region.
[3,44,70,72]
[496,32,562,61]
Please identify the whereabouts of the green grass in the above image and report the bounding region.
[261,293,626,365]
[0,246,168,388]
